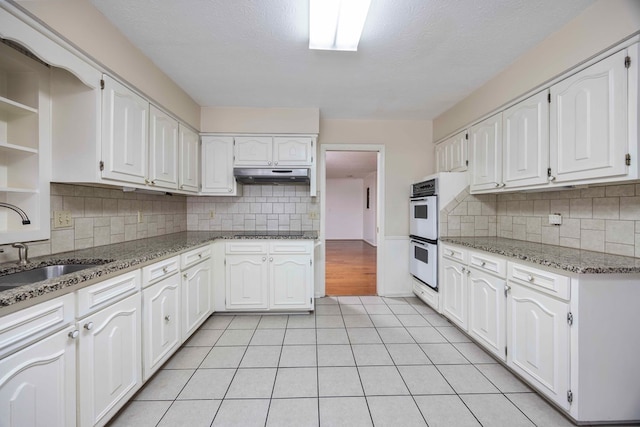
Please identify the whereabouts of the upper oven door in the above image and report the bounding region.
[409,195,438,241]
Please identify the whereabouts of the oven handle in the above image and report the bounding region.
[411,240,426,246]
[410,198,429,202]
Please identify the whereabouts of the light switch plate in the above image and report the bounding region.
[53,211,72,229]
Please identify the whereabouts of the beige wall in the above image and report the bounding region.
[434,0,640,141]
[319,119,433,236]
[201,107,320,134]
[15,0,200,129]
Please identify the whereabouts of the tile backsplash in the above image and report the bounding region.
[440,182,640,258]
[0,183,187,264]
[187,185,320,231]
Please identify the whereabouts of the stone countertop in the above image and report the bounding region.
[440,236,640,274]
[0,230,317,310]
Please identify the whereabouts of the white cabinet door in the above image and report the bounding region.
[179,124,199,192]
[270,254,312,309]
[234,136,273,166]
[78,293,142,427]
[182,261,212,339]
[435,143,447,173]
[0,325,76,427]
[273,137,313,166]
[469,113,502,192]
[503,90,549,188]
[449,131,468,172]
[550,49,629,183]
[468,268,506,360]
[142,274,181,380]
[440,258,468,330]
[149,106,179,190]
[101,75,148,185]
[201,136,237,195]
[226,254,269,309]
[507,283,570,410]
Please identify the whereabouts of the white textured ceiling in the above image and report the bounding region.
[89,0,595,120]
[325,151,377,179]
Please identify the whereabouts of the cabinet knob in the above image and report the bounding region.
[162,266,169,273]
[144,179,150,185]
[268,161,272,165]
[164,315,171,322]
[84,322,94,330]
[228,188,232,192]
[447,250,453,256]
[198,253,202,258]
[274,161,278,165]
[480,261,486,267]
[68,330,79,339]
[180,185,184,189]
[269,257,273,262]
[495,183,501,187]
[461,267,466,273]
[504,284,511,297]
[262,256,267,262]
[527,275,534,282]
[549,176,556,181]
[151,180,156,185]
[183,273,188,279]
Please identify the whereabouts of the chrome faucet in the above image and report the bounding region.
[0,203,31,225]
[12,242,29,266]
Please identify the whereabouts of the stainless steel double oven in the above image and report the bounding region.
[409,178,438,291]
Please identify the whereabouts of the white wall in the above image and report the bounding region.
[363,172,377,246]
[326,178,364,240]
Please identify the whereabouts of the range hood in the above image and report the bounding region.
[233,168,310,185]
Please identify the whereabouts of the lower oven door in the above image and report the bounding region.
[409,239,438,291]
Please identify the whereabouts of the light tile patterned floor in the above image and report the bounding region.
[108,296,581,427]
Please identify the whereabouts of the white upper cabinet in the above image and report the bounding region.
[179,125,199,192]
[469,113,502,192]
[101,75,149,185]
[273,136,313,166]
[234,136,273,166]
[149,105,179,190]
[201,136,237,195]
[436,131,468,173]
[550,49,629,184]
[503,90,550,188]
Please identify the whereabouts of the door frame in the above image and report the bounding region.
[318,144,386,296]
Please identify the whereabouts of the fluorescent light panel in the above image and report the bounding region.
[309,0,371,51]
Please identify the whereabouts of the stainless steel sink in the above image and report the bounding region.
[0,264,99,289]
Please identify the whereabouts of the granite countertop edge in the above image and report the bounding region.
[0,230,318,311]
[440,236,640,274]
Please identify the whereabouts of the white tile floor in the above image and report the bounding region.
[108,296,583,427]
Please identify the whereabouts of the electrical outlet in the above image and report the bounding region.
[53,211,72,229]
[209,210,215,219]
[549,213,562,226]
[137,210,143,223]
[308,212,318,220]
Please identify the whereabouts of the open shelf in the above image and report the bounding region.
[0,95,37,115]
[0,186,39,193]
[0,141,38,154]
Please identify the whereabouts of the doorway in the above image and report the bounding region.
[320,145,385,296]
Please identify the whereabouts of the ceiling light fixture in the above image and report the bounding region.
[309,0,371,51]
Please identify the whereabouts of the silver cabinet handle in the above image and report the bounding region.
[527,275,534,282]
[275,161,278,165]
[480,261,486,267]
[495,183,501,187]
[84,322,94,330]
[549,176,556,181]
[228,188,232,192]
[162,266,169,273]
[198,253,202,258]
[262,256,267,262]
[269,257,273,262]
[447,250,454,256]
[183,273,188,279]
[164,315,171,322]
[504,284,511,297]
[461,267,466,273]
[68,330,79,339]
[268,161,272,165]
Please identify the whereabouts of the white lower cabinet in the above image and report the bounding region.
[440,242,640,423]
[142,274,181,380]
[440,257,468,330]
[224,240,313,311]
[77,292,142,427]
[507,281,569,410]
[0,325,77,427]
[468,267,506,361]
[181,259,212,339]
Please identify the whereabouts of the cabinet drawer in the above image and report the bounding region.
[269,241,312,254]
[468,250,506,278]
[226,241,268,254]
[181,245,211,269]
[0,293,75,358]
[412,279,439,312]
[142,256,179,288]
[441,244,467,263]
[76,270,141,317]
[508,262,570,300]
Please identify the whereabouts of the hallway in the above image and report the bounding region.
[325,240,376,296]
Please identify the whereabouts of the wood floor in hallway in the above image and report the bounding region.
[325,240,377,296]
